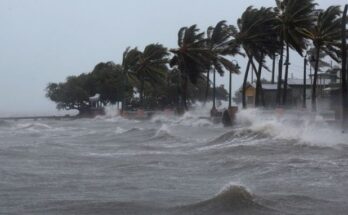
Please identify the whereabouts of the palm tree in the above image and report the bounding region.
[170,25,211,110]
[300,6,342,112]
[206,21,241,112]
[230,6,279,109]
[306,47,332,71]
[135,44,169,108]
[120,47,141,112]
[229,60,240,107]
[274,0,316,106]
[271,54,277,84]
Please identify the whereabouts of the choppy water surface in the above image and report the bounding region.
[1,106,348,215]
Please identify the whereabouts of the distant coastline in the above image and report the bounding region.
[0,115,76,121]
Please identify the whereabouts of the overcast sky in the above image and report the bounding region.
[0,0,346,116]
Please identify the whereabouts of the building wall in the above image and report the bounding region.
[245,87,256,107]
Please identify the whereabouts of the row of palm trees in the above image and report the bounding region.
[170,1,348,112]
[116,0,347,118]
[119,23,241,112]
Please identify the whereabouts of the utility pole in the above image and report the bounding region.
[303,56,307,109]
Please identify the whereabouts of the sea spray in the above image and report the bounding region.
[236,108,348,146]
[155,124,172,137]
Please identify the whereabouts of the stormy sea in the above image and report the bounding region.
[1,104,348,215]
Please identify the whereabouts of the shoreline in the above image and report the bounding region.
[0,115,76,121]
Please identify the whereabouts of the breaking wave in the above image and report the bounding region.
[115,126,127,134]
[175,183,272,214]
[15,122,52,130]
[236,109,348,147]
[0,120,11,127]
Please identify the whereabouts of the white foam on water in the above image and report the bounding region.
[115,127,127,134]
[150,102,221,128]
[15,122,52,130]
[155,124,172,137]
[237,108,348,147]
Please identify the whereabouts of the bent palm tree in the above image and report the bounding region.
[275,0,316,105]
[300,6,342,112]
[206,21,241,111]
[120,47,141,112]
[136,44,169,108]
[170,25,211,110]
[231,6,279,108]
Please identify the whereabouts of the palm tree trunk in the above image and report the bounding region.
[242,60,252,109]
[176,73,181,110]
[283,43,290,106]
[311,46,321,112]
[271,54,276,84]
[303,56,307,109]
[250,59,266,107]
[341,4,348,129]
[255,53,264,107]
[212,68,216,109]
[276,35,284,106]
[182,74,188,111]
[205,70,210,105]
[140,74,145,108]
[229,71,232,108]
[121,73,127,113]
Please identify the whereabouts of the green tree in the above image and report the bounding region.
[231,6,280,108]
[135,44,169,108]
[300,6,342,112]
[120,47,142,112]
[46,75,92,114]
[274,0,316,105]
[205,21,241,112]
[90,61,124,105]
[170,25,211,110]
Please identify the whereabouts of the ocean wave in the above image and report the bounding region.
[27,200,162,215]
[0,120,11,127]
[197,128,270,152]
[236,109,348,147]
[121,127,145,134]
[175,183,272,214]
[115,126,127,134]
[154,124,171,137]
[15,122,52,130]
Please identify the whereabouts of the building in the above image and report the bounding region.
[244,83,290,108]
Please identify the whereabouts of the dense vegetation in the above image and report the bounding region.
[46,58,228,114]
[47,0,348,122]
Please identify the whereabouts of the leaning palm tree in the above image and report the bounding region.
[307,47,331,72]
[135,44,169,108]
[252,8,280,108]
[230,6,280,109]
[170,25,211,110]
[120,47,141,112]
[300,6,342,112]
[274,0,316,105]
[206,21,241,112]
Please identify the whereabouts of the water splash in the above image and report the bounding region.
[236,108,348,146]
